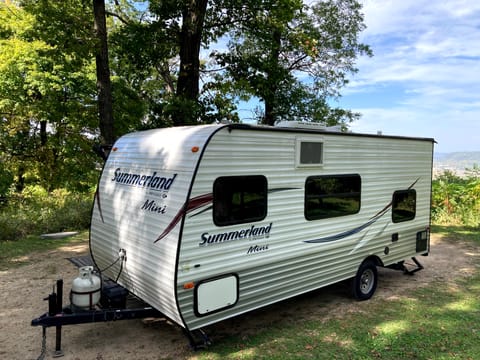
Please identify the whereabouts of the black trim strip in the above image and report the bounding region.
[173,124,231,330]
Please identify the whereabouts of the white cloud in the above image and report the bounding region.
[356,0,480,75]
[343,1,480,152]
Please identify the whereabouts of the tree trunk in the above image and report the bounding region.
[40,120,47,146]
[264,97,277,126]
[15,165,25,193]
[93,0,115,146]
[174,0,208,126]
[263,29,282,126]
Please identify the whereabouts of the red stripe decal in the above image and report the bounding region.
[154,193,213,243]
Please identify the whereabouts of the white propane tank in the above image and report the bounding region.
[71,266,101,309]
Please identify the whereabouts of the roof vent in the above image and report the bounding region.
[275,121,341,132]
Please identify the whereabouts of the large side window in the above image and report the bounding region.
[305,174,361,220]
[392,189,416,223]
[213,175,267,226]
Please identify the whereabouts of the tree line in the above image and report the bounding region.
[0,0,370,194]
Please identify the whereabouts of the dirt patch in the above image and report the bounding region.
[0,234,478,360]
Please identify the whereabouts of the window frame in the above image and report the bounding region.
[213,175,268,227]
[304,174,362,221]
[295,137,324,168]
[392,189,417,223]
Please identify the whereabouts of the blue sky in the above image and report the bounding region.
[336,0,480,153]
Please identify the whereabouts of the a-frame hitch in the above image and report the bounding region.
[32,279,212,358]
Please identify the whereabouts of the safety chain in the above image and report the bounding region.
[36,327,47,360]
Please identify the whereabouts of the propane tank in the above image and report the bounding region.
[71,266,101,310]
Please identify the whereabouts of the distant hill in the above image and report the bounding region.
[434,152,480,176]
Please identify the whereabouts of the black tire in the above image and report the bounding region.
[352,260,378,301]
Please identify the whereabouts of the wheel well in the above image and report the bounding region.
[364,255,384,268]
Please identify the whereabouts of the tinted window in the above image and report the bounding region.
[300,142,323,164]
[392,190,416,223]
[213,176,267,226]
[305,175,361,220]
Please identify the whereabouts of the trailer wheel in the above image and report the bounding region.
[352,260,378,301]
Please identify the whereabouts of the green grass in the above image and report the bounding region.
[431,224,480,245]
[196,225,480,360]
[199,277,480,360]
[0,231,88,270]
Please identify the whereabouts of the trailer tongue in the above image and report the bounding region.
[31,278,211,358]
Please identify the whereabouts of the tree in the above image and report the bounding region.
[0,1,149,192]
[110,1,182,128]
[1,0,371,193]
[213,0,371,125]
[110,0,370,127]
[112,0,270,126]
[174,0,208,125]
[93,0,115,146]
[1,1,99,191]
[115,0,213,126]
[1,3,54,191]
[125,0,369,126]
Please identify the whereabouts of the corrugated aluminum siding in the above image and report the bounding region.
[90,125,221,326]
[177,126,433,329]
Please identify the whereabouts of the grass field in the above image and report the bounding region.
[198,274,479,359]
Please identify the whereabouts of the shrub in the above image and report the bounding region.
[432,171,480,227]
[0,186,94,241]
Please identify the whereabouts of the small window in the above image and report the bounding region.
[305,174,361,220]
[213,175,267,226]
[392,190,416,223]
[300,142,323,164]
[296,138,324,167]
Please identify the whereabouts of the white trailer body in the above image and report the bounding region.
[90,123,434,331]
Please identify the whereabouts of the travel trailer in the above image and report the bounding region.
[88,122,434,336]
[32,122,434,354]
